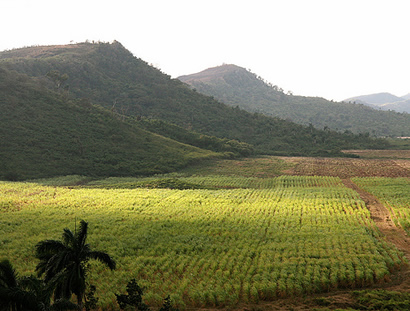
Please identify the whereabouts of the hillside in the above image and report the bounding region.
[0,42,390,157]
[345,92,410,114]
[0,67,217,180]
[179,64,410,137]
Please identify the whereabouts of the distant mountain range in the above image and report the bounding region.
[344,93,410,113]
[179,64,410,137]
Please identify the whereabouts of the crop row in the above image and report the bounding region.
[180,175,345,189]
[0,178,406,308]
[83,175,345,190]
[352,177,410,232]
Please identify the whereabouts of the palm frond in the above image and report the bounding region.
[19,275,43,291]
[88,251,116,270]
[0,259,18,288]
[0,286,38,310]
[35,240,67,257]
[62,228,75,248]
[76,220,88,248]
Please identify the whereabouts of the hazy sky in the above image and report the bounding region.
[1,0,409,101]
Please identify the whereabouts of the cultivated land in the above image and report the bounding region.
[1,153,409,310]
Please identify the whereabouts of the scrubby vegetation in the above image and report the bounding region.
[137,118,254,157]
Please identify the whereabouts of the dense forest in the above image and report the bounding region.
[179,64,410,137]
[0,66,218,180]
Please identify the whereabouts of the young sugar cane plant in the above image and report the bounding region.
[35,220,116,311]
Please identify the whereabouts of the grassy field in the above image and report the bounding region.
[1,169,408,309]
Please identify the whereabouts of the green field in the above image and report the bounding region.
[353,177,410,233]
[0,175,406,309]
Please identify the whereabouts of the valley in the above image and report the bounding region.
[1,41,409,310]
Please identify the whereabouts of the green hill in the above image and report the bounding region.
[178,64,410,137]
[0,67,217,180]
[0,41,390,157]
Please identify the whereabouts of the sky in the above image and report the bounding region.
[1,0,409,101]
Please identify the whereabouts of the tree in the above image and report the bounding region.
[0,259,78,311]
[35,220,116,310]
[46,70,69,89]
[0,258,26,311]
[115,279,150,311]
[116,279,179,311]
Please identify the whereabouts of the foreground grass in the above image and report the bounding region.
[0,176,406,309]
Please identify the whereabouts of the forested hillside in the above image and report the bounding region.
[0,67,217,180]
[179,64,410,137]
[0,42,390,158]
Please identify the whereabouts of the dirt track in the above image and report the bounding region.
[203,156,410,310]
[342,178,410,292]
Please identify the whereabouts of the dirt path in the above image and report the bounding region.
[342,178,410,291]
[225,178,410,311]
[341,179,396,230]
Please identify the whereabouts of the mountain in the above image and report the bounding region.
[344,92,410,114]
[0,66,217,180]
[345,92,403,105]
[178,64,410,137]
[0,42,390,159]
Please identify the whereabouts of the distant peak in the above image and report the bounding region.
[0,41,127,60]
[344,92,403,105]
[178,64,248,83]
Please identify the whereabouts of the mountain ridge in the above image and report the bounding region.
[344,92,410,113]
[178,64,410,137]
[0,42,390,164]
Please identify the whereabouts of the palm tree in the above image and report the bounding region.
[0,258,26,311]
[0,259,78,311]
[35,220,116,310]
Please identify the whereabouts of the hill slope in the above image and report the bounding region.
[179,65,410,137]
[0,42,390,156]
[345,92,410,114]
[0,67,217,180]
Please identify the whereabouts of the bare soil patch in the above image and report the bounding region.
[281,157,410,178]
